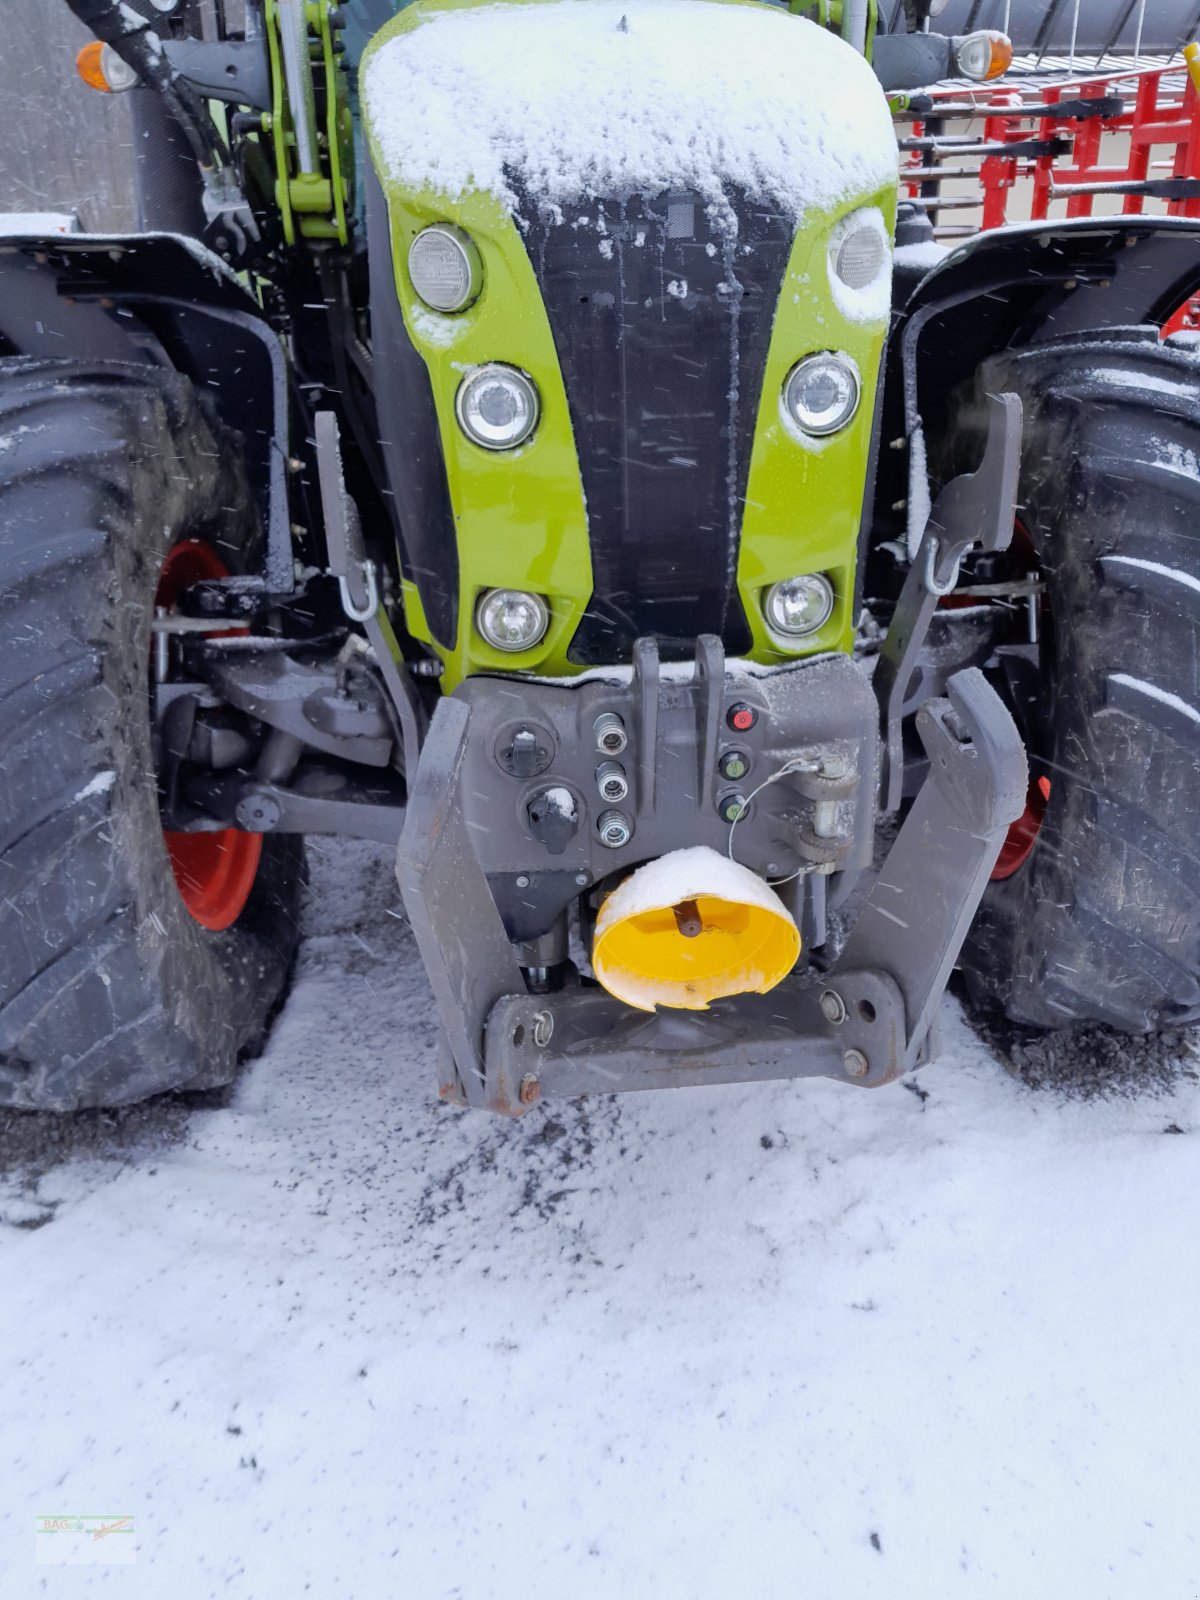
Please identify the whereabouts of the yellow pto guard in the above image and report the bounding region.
[592,846,801,1013]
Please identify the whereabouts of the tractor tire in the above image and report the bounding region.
[0,358,303,1110]
[951,328,1200,1033]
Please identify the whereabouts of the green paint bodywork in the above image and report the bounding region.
[377,182,597,688]
[737,186,896,664]
[360,0,897,689]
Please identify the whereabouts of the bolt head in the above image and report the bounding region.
[820,990,847,1025]
[236,792,281,832]
[515,874,531,889]
[843,1048,870,1079]
[518,1073,541,1106]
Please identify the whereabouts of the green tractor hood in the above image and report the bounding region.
[361,0,898,687]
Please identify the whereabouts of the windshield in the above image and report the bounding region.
[342,0,415,71]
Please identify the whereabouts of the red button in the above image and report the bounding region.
[728,703,757,733]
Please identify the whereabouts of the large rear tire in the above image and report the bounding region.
[0,359,303,1109]
[950,329,1200,1033]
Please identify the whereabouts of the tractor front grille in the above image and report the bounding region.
[517,186,795,664]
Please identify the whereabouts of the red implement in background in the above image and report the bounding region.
[895,52,1200,333]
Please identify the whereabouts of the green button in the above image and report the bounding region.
[718,792,749,823]
[720,750,749,781]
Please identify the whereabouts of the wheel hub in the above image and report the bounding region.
[155,540,262,932]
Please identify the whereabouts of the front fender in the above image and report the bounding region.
[875,216,1200,548]
[0,230,293,589]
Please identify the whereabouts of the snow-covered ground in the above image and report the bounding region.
[3,841,1199,1598]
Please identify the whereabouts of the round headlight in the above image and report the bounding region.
[782,354,861,438]
[456,364,540,451]
[764,575,835,639]
[408,224,482,313]
[829,210,889,293]
[476,588,550,653]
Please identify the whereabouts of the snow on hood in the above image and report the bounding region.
[364,0,898,223]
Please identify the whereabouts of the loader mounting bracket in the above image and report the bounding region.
[874,389,1023,812]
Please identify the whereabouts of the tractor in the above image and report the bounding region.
[2,0,1199,1113]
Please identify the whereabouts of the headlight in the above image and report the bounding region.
[782,354,861,438]
[455,364,540,451]
[475,588,550,652]
[408,224,482,313]
[829,209,890,294]
[763,574,835,639]
[955,30,1013,82]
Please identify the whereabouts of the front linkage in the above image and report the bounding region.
[401,656,1025,1114]
[389,398,1027,1113]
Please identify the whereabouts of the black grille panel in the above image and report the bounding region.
[518,187,794,663]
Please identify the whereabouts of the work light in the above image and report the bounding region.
[782,354,860,437]
[456,364,540,451]
[829,210,890,293]
[408,225,482,313]
[763,574,835,639]
[475,588,550,652]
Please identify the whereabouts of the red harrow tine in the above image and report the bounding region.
[896,54,1200,242]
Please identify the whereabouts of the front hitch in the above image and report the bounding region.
[397,654,1025,1115]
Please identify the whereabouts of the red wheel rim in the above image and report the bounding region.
[156,540,262,932]
[1161,294,1200,341]
[937,517,1050,883]
[991,519,1048,880]
[992,775,1051,881]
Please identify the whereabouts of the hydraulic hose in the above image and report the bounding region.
[60,0,229,170]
